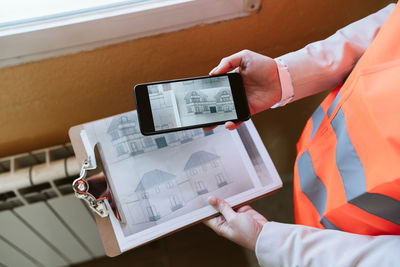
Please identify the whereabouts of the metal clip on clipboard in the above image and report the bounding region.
[71,129,121,221]
[72,158,109,218]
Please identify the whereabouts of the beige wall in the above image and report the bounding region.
[0,0,393,175]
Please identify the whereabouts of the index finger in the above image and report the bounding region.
[210,50,247,75]
[203,126,217,132]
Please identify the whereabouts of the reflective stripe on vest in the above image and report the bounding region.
[294,3,400,235]
[297,150,342,230]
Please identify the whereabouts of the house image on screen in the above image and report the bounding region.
[107,114,212,158]
[130,150,230,224]
[184,90,211,114]
[184,88,235,115]
[215,88,235,112]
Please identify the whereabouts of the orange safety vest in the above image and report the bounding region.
[294,3,400,235]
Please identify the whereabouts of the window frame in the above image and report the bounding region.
[0,0,255,68]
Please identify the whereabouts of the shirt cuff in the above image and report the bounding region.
[270,58,295,108]
[255,221,304,267]
[255,221,287,266]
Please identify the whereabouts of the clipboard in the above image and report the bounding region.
[69,125,122,257]
[68,110,282,257]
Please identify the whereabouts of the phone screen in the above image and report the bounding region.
[148,76,238,131]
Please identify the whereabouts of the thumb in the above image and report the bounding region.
[208,196,236,222]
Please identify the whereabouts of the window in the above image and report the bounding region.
[155,137,168,149]
[143,137,154,147]
[215,173,227,187]
[0,0,258,68]
[189,168,198,176]
[169,195,183,211]
[111,131,119,140]
[166,181,174,189]
[116,144,126,155]
[119,116,129,123]
[1,1,152,25]
[141,191,149,199]
[146,205,160,221]
[129,141,142,152]
[165,133,177,144]
[195,180,208,195]
[211,160,219,168]
[121,126,135,135]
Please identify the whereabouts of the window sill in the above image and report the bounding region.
[0,0,260,68]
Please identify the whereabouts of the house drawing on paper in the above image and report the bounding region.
[131,150,229,224]
[183,151,228,195]
[184,88,235,114]
[107,114,212,158]
[134,169,184,222]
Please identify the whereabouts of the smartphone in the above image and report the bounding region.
[134,73,251,135]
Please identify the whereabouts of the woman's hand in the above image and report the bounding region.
[204,196,268,251]
[206,50,282,131]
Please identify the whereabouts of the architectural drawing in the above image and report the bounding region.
[83,110,268,241]
[183,150,228,194]
[107,114,213,158]
[184,88,235,115]
[131,150,230,224]
[133,169,184,222]
[147,76,237,129]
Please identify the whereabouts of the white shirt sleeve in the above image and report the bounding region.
[258,4,400,266]
[273,3,395,106]
[255,222,400,267]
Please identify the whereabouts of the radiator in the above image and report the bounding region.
[0,144,105,267]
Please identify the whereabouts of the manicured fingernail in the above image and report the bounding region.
[208,196,217,206]
[225,121,234,130]
[209,66,219,75]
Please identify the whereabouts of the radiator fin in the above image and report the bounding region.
[48,195,106,257]
[0,210,67,266]
[0,144,106,266]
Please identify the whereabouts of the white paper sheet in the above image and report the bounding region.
[82,110,281,251]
